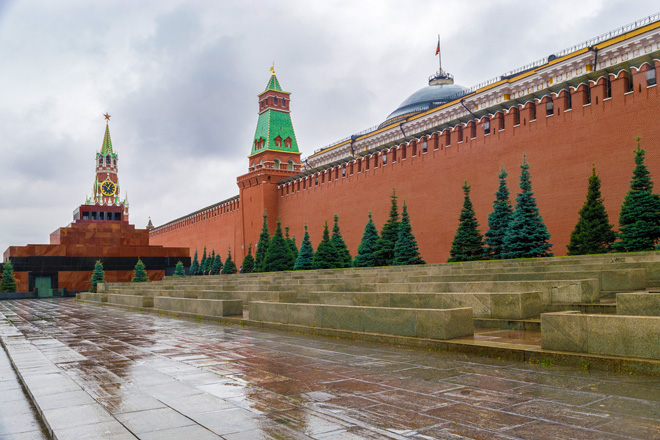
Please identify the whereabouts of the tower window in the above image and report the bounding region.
[274,159,280,169]
[106,155,111,165]
[284,137,292,149]
[274,136,282,148]
[287,160,294,171]
[282,98,287,108]
[273,97,278,106]
[646,69,657,86]
[99,157,103,166]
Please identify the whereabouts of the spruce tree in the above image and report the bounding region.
[375,189,399,266]
[223,248,237,274]
[173,261,186,277]
[353,213,380,267]
[190,249,199,276]
[331,215,352,268]
[211,253,223,275]
[484,167,513,259]
[1,261,17,293]
[312,222,340,269]
[393,203,425,265]
[449,182,485,262]
[242,245,255,273]
[199,247,207,275]
[501,157,553,259]
[90,260,105,292]
[254,211,270,272]
[294,224,314,270]
[567,165,617,255]
[285,226,298,260]
[206,250,216,274]
[612,140,660,252]
[132,258,149,282]
[263,220,295,272]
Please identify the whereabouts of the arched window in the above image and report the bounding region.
[106,155,111,165]
[274,136,282,148]
[98,156,103,166]
[273,97,278,106]
[284,137,292,149]
[274,159,280,170]
[287,160,294,171]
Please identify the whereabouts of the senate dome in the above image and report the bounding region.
[383,69,467,125]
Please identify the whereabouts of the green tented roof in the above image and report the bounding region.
[100,122,113,155]
[251,109,299,156]
[265,74,282,92]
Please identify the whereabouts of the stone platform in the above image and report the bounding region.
[3,298,660,439]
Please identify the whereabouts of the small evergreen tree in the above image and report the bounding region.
[223,248,237,274]
[312,222,340,269]
[205,250,215,274]
[449,182,485,262]
[242,245,255,273]
[211,253,223,275]
[567,165,617,255]
[502,157,553,259]
[294,224,314,270]
[484,167,513,259]
[331,215,352,268]
[173,261,186,277]
[254,211,270,272]
[353,213,380,267]
[1,261,17,293]
[132,258,149,282]
[393,203,425,265]
[190,249,199,276]
[199,247,208,276]
[90,260,105,292]
[375,189,400,266]
[285,226,298,260]
[263,220,295,272]
[613,140,660,252]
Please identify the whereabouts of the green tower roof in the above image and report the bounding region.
[250,74,299,157]
[100,121,113,155]
[265,74,282,92]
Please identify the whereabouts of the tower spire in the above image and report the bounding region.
[101,114,113,155]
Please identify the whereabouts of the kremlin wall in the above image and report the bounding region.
[150,15,660,264]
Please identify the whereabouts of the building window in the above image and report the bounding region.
[274,136,282,148]
[284,137,292,148]
[566,92,572,109]
[646,69,657,86]
[627,73,633,92]
[483,121,490,135]
[606,78,612,98]
[274,159,280,169]
[287,160,294,171]
[545,100,554,116]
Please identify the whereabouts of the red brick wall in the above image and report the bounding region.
[151,64,660,264]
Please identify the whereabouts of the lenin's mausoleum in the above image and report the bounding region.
[149,16,660,266]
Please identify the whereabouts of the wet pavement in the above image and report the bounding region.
[0,299,659,440]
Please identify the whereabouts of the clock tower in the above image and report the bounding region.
[74,114,129,222]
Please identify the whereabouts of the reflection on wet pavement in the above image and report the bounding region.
[0,298,659,439]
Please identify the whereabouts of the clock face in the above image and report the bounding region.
[101,180,117,197]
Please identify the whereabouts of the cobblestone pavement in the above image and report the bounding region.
[1,299,659,440]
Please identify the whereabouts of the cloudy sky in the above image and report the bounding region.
[1,0,658,255]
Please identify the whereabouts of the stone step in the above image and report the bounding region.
[543,303,617,314]
[302,290,542,320]
[367,279,599,304]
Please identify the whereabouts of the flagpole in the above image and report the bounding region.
[438,34,442,73]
